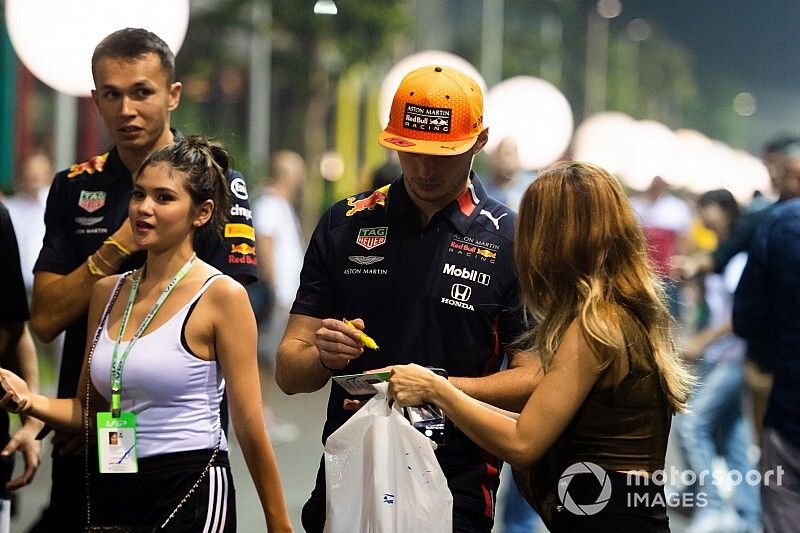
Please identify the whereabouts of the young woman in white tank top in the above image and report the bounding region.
[0,137,292,532]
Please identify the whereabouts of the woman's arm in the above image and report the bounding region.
[390,319,602,469]
[0,276,116,431]
[210,278,292,532]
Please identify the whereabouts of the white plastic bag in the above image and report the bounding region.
[323,382,453,533]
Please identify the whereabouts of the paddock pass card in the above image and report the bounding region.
[332,371,391,395]
[97,411,138,473]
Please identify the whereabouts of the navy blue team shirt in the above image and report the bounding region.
[34,139,258,399]
[292,173,525,518]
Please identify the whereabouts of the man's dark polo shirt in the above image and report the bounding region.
[34,145,258,399]
[292,174,524,504]
[0,202,29,496]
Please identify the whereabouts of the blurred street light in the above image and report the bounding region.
[626,18,652,42]
[625,18,651,118]
[733,92,756,116]
[596,0,622,19]
[480,0,504,88]
[584,0,621,116]
[248,0,272,181]
[313,0,338,15]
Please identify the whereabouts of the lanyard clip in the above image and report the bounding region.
[111,387,121,418]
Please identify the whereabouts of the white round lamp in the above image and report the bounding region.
[572,111,637,176]
[484,76,573,171]
[619,120,677,191]
[5,0,190,96]
[668,129,715,190]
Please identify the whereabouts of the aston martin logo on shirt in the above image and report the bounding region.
[74,216,104,226]
[348,256,385,265]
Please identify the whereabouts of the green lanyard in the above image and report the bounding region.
[109,254,197,417]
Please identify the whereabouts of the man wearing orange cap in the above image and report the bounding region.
[277,65,539,532]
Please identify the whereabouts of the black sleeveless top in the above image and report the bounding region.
[554,363,671,472]
[514,338,673,529]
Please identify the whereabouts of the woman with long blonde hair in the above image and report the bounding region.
[390,161,693,531]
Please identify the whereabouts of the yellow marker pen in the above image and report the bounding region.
[345,320,380,350]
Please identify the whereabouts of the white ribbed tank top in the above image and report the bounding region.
[90,273,229,458]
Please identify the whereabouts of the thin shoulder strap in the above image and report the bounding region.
[187,273,225,307]
[180,273,225,356]
[85,270,129,527]
[97,273,130,330]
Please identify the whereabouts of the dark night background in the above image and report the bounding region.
[605,0,800,150]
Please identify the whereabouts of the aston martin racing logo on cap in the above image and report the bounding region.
[356,227,387,250]
[404,104,452,134]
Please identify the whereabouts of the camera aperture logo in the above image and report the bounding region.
[558,462,612,515]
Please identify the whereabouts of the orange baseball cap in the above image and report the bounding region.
[378,65,485,156]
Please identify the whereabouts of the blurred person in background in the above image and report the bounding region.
[677,189,760,533]
[0,203,45,533]
[675,136,800,442]
[3,151,62,394]
[250,149,306,443]
[677,137,800,279]
[28,28,257,531]
[485,136,540,533]
[484,136,535,212]
[733,195,800,533]
[3,151,53,293]
[390,161,694,532]
[630,175,693,320]
[277,64,538,533]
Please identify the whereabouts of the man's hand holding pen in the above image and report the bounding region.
[315,317,378,373]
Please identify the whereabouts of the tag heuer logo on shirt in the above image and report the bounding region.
[78,190,106,213]
[356,227,388,250]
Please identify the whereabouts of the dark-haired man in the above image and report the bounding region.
[673,136,800,443]
[29,28,257,531]
[733,197,800,533]
[676,136,800,280]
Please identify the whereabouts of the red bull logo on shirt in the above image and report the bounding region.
[68,152,109,178]
[346,186,390,217]
[449,240,497,260]
[231,243,256,256]
[229,242,258,265]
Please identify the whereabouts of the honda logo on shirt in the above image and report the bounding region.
[451,284,472,302]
